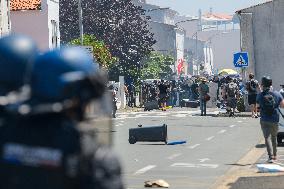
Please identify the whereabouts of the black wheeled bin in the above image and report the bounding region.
[129,124,167,144]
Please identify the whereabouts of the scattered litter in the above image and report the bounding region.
[257,164,284,173]
[167,140,187,145]
[144,180,170,188]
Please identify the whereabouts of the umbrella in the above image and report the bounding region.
[218,69,238,76]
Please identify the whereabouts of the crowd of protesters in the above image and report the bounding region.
[108,73,278,118]
[140,78,201,110]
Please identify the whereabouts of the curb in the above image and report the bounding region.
[210,139,284,189]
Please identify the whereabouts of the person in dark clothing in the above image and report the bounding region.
[225,77,239,117]
[191,80,199,100]
[158,80,168,111]
[256,76,284,163]
[0,47,124,189]
[198,78,209,116]
[127,83,136,107]
[246,73,260,118]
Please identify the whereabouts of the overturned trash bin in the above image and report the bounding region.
[129,124,167,144]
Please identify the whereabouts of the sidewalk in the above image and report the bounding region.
[211,139,284,189]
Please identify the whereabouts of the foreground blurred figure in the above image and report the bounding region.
[0,46,124,189]
[0,34,38,125]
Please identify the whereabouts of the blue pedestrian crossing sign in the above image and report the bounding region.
[234,52,249,68]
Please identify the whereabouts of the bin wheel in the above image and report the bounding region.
[129,136,136,144]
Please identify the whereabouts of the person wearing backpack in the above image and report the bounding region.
[225,77,239,117]
[256,76,284,163]
[246,73,260,118]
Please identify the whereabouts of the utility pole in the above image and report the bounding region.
[78,0,83,45]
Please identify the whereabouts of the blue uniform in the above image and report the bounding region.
[0,113,124,189]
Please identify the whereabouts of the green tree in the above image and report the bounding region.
[60,0,155,81]
[141,52,174,80]
[69,35,117,69]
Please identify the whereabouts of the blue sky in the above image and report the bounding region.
[146,0,267,15]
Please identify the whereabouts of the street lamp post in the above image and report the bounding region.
[78,0,83,45]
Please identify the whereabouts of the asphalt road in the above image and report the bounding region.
[112,108,262,189]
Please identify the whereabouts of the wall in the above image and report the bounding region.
[184,37,205,75]
[11,0,59,51]
[149,21,176,55]
[239,0,284,90]
[134,2,176,25]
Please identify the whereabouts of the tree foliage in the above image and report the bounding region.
[69,35,116,69]
[60,0,156,81]
[141,52,174,80]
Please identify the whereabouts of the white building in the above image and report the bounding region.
[133,0,186,78]
[237,0,284,90]
[10,0,60,50]
[176,12,240,75]
[0,0,10,36]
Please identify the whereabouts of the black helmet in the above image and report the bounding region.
[0,34,38,95]
[261,76,272,88]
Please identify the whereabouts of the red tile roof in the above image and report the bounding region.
[10,0,41,11]
[203,13,233,21]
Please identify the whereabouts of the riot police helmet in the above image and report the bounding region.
[31,47,106,104]
[0,34,38,95]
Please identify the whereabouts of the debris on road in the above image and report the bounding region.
[257,164,284,173]
[144,179,170,188]
[129,124,167,144]
[167,140,187,145]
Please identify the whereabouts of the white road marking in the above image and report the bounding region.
[206,136,215,141]
[187,144,201,149]
[167,153,182,160]
[237,120,243,123]
[134,165,156,175]
[199,158,210,163]
[171,163,219,169]
[173,114,187,118]
[218,130,227,134]
[229,125,236,128]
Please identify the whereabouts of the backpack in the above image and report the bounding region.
[227,83,237,97]
[247,80,257,93]
[200,84,209,94]
[262,92,276,116]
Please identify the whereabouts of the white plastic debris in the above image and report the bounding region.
[257,164,284,173]
[144,180,170,188]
